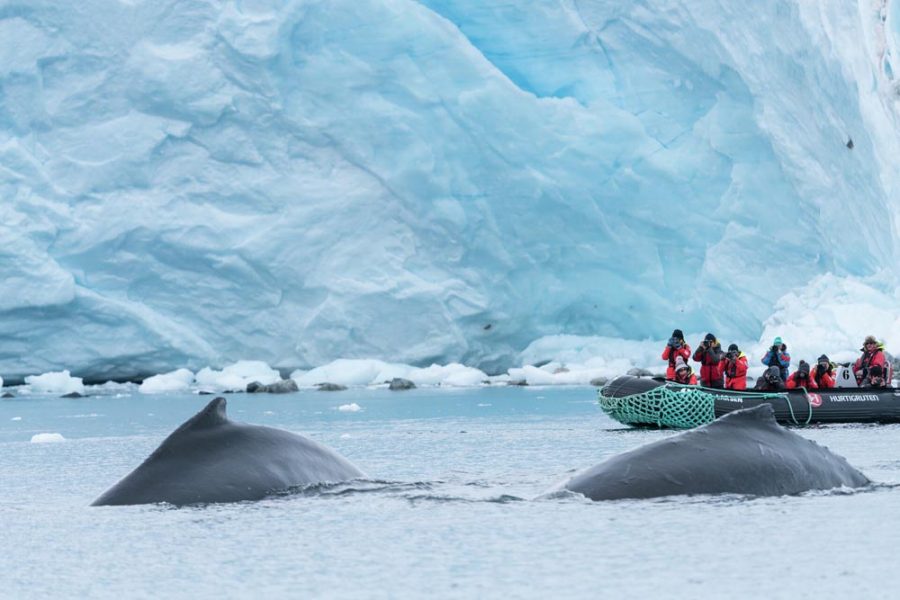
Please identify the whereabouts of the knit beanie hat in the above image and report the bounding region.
[672,329,684,340]
[727,343,739,353]
[674,356,689,372]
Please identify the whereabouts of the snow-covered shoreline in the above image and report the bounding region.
[3,331,895,396]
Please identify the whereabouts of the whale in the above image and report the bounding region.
[553,405,869,501]
[93,397,365,506]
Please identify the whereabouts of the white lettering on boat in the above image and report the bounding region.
[714,396,744,404]
[826,395,880,403]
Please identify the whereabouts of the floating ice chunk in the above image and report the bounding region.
[293,359,409,387]
[196,360,281,392]
[88,381,138,394]
[24,370,85,395]
[293,359,488,388]
[340,433,352,439]
[11,416,22,421]
[139,368,195,394]
[410,363,487,387]
[31,433,65,443]
[338,403,362,412]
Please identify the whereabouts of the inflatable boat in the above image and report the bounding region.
[598,366,900,428]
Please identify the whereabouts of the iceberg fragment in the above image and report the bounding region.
[24,370,85,395]
[139,368,195,394]
[195,361,281,392]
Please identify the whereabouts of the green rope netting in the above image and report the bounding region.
[598,383,809,428]
[598,384,716,429]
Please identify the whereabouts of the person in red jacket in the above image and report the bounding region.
[662,329,691,381]
[853,335,889,386]
[693,333,724,388]
[720,343,748,390]
[811,354,836,389]
[673,356,697,385]
[786,360,818,390]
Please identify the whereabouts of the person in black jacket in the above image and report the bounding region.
[754,366,786,391]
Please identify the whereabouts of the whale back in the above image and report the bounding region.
[562,405,869,500]
[93,397,365,506]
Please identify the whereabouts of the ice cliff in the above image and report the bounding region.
[1,0,899,381]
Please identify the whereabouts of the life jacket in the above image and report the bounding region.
[722,353,748,390]
[853,346,888,382]
[662,342,691,380]
[693,343,724,387]
[812,364,835,389]
[786,371,818,390]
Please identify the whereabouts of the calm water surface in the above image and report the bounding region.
[2,386,899,598]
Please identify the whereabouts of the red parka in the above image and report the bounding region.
[811,365,835,389]
[720,353,749,390]
[693,343,724,387]
[662,343,692,380]
[786,372,819,390]
[853,347,889,382]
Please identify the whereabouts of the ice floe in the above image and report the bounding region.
[31,433,65,443]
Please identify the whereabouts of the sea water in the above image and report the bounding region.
[2,387,899,598]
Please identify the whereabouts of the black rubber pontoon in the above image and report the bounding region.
[599,375,900,428]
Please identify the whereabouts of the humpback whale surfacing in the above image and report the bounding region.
[93,397,365,506]
[554,405,869,501]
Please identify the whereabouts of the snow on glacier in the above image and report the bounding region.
[1,0,899,382]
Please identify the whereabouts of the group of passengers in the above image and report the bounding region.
[662,330,892,391]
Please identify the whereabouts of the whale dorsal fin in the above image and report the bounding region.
[190,397,228,428]
[181,397,229,431]
[142,398,231,461]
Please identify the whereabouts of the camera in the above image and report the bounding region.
[725,350,737,360]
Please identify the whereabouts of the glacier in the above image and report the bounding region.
[1,0,899,382]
